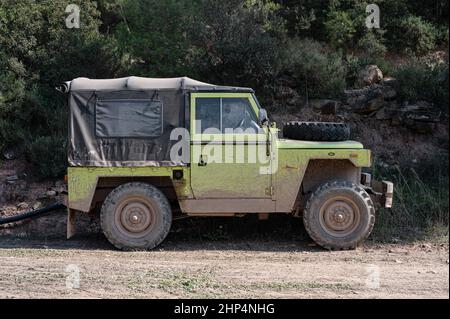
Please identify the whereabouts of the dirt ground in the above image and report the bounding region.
[0,236,448,299]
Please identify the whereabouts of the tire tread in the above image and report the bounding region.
[303,180,375,250]
[100,182,172,251]
[283,122,350,141]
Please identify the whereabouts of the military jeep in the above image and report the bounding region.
[60,76,393,250]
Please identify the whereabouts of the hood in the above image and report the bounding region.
[277,139,364,149]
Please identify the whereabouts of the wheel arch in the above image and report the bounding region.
[67,174,183,240]
[292,159,362,214]
[93,176,180,212]
[302,159,362,194]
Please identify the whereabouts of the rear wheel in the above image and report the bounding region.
[100,182,172,250]
[303,181,375,250]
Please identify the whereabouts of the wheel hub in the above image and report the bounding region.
[320,197,360,237]
[115,199,156,236]
[130,211,142,224]
[334,212,345,223]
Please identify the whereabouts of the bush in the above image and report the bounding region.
[0,52,27,151]
[324,10,356,49]
[371,162,449,241]
[282,39,346,99]
[345,54,395,89]
[25,136,67,179]
[0,120,26,152]
[189,0,286,92]
[357,31,387,57]
[0,0,121,178]
[394,61,449,109]
[344,54,362,89]
[111,0,198,77]
[390,15,438,56]
[436,26,449,47]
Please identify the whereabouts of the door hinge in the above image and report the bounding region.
[265,186,274,196]
[198,154,207,166]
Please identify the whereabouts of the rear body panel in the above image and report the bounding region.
[67,166,191,212]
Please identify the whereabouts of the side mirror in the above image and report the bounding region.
[259,108,269,125]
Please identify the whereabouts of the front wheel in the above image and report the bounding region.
[303,181,375,250]
[100,182,172,250]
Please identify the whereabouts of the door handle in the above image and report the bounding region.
[198,155,207,166]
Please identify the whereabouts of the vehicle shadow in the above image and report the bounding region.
[0,236,325,253]
[0,215,326,253]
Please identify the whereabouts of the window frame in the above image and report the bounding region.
[190,92,265,142]
[94,98,163,138]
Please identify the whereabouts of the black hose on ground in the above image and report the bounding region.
[0,203,65,226]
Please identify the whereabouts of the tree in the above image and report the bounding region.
[0,0,123,177]
[390,15,438,56]
[189,0,286,92]
[111,0,200,77]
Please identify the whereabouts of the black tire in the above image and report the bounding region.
[303,181,375,250]
[100,182,172,250]
[283,122,350,141]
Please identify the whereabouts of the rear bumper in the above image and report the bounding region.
[361,173,394,208]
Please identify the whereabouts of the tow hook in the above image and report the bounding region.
[361,173,394,208]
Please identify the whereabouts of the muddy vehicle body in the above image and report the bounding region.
[62,77,393,250]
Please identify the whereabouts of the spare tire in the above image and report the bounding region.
[283,122,350,141]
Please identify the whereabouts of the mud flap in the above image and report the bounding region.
[67,209,77,239]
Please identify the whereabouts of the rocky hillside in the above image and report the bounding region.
[272,62,449,168]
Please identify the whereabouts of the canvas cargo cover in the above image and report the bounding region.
[66,76,252,167]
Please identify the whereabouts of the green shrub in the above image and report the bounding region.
[0,120,26,151]
[345,54,396,89]
[324,10,356,49]
[357,31,387,57]
[390,15,438,56]
[25,136,67,179]
[345,57,391,88]
[189,0,286,92]
[282,38,346,99]
[344,54,362,89]
[436,26,449,47]
[360,57,395,78]
[0,52,27,151]
[112,0,198,77]
[0,0,121,178]
[394,61,449,110]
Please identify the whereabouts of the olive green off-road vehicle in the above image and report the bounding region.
[60,77,393,250]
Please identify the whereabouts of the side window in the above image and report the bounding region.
[222,98,259,132]
[195,98,221,134]
[96,99,163,138]
[195,97,260,134]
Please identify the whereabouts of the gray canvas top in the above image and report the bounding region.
[65,76,253,167]
[65,76,253,93]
